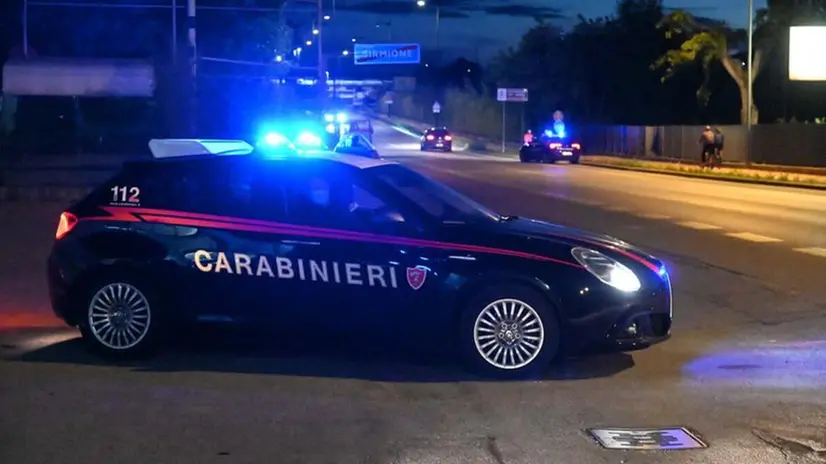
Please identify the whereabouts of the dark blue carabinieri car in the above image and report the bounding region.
[47,139,672,379]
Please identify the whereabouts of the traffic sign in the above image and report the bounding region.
[432,101,441,113]
[496,88,528,102]
[354,43,421,65]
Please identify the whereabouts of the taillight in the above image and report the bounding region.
[444,135,452,141]
[549,142,562,149]
[426,135,435,140]
[55,212,78,240]
[572,143,581,150]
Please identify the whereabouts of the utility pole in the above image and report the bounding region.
[317,0,326,101]
[188,0,197,135]
[22,0,29,57]
[172,0,178,63]
[746,0,753,166]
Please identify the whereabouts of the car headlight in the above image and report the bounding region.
[571,247,641,292]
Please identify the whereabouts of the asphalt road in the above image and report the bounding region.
[2,123,826,464]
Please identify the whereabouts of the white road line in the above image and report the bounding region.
[794,247,826,258]
[636,213,672,220]
[725,232,783,243]
[677,221,722,230]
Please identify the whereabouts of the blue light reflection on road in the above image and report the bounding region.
[683,340,826,389]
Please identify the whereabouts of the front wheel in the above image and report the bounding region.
[77,274,167,360]
[459,285,560,379]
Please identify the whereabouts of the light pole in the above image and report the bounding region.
[416,0,440,60]
[746,0,753,166]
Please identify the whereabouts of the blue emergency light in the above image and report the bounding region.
[295,131,323,147]
[262,132,289,146]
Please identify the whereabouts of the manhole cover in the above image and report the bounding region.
[587,427,707,450]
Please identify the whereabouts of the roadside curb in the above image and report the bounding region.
[0,185,92,203]
[581,161,826,191]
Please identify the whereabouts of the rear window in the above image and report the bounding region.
[428,129,449,136]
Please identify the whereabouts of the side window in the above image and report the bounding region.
[120,161,285,221]
[191,162,286,221]
[284,165,398,230]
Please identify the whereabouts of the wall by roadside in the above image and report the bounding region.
[0,153,144,203]
[389,90,826,167]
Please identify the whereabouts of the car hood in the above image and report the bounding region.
[499,218,662,269]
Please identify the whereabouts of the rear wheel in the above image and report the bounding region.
[77,273,167,360]
[571,155,581,164]
[459,285,560,379]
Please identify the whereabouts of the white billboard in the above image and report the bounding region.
[789,26,826,81]
[2,59,155,96]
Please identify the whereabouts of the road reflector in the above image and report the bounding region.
[587,427,707,450]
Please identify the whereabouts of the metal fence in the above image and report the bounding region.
[579,124,826,167]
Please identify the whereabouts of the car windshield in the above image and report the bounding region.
[369,164,500,224]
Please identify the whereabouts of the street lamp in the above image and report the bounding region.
[342,50,349,56]
[306,40,312,46]
[275,55,283,62]
[313,28,319,35]
[416,0,440,60]
[351,37,357,42]
[323,14,330,20]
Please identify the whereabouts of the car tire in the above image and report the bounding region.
[420,145,426,151]
[459,285,560,379]
[571,156,581,164]
[77,271,168,360]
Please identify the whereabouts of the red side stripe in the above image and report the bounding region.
[91,206,584,269]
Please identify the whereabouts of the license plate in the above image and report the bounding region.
[436,143,443,147]
[562,151,572,156]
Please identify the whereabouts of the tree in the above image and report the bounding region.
[652,10,768,124]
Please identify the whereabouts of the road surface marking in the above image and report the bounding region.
[793,247,826,258]
[636,213,672,220]
[676,221,722,230]
[725,232,783,243]
[604,206,631,212]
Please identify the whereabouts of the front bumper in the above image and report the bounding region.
[561,275,672,355]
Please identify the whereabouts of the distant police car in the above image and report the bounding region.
[48,139,672,378]
[519,128,582,164]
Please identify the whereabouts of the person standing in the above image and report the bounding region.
[698,125,715,166]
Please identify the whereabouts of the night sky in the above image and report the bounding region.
[330,0,768,61]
